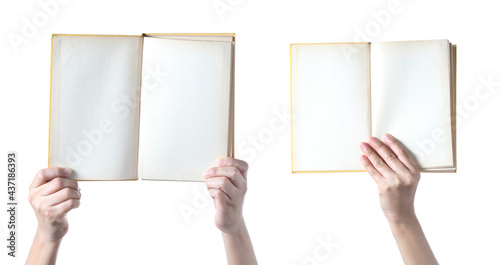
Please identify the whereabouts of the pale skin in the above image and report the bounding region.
[26,160,257,265]
[26,137,431,265]
[360,133,439,265]
[26,167,81,265]
[204,157,258,265]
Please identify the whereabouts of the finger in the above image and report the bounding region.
[208,188,231,208]
[31,167,72,188]
[212,189,230,207]
[204,166,245,189]
[218,157,249,179]
[367,136,410,174]
[360,155,384,184]
[382,133,419,172]
[206,177,239,200]
[208,188,220,199]
[44,187,81,207]
[360,142,395,177]
[53,199,80,217]
[37,177,79,196]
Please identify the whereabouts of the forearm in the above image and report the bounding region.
[25,230,61,265]
[222,221,258,265]
[388,216,438,265]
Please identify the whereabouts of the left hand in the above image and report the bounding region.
[204,157,248,234]
[28,167,80,242]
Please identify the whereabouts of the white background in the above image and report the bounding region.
[1,0,499,264]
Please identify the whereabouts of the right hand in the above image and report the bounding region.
[28,167,81,242]
[360,134,420,223]
[204,157,249,234]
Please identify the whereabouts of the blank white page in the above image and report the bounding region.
[138,38,233,181]
[50,35,142,180]
[291,43,371,172]
[371,40,454,169]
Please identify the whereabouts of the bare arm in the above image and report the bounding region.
[26,168,80,265]
[204,158,258,265]
[360,134,438,265]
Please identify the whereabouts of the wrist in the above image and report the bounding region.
[221,219,247,237]
[387,214,421,235]
[26,229,62,265]
[34,228,63,246]
[220,219,258,265]
[384,208,418,225]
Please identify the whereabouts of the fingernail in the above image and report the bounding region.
[63,168,72,175]
[368,136,377,144]
[218,158,226,166]
[383,133,392,142]
[360,142,368,152]
[203,169,212,177]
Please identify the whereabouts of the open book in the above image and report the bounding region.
[290,39,456,173]
[49,33,235,181]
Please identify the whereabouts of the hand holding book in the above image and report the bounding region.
[360,134,419,223]
[204,157,258,265]
[26,167,80,265]
[204,157,249,234]
[25,159,258,265]
[360,134,439,265]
